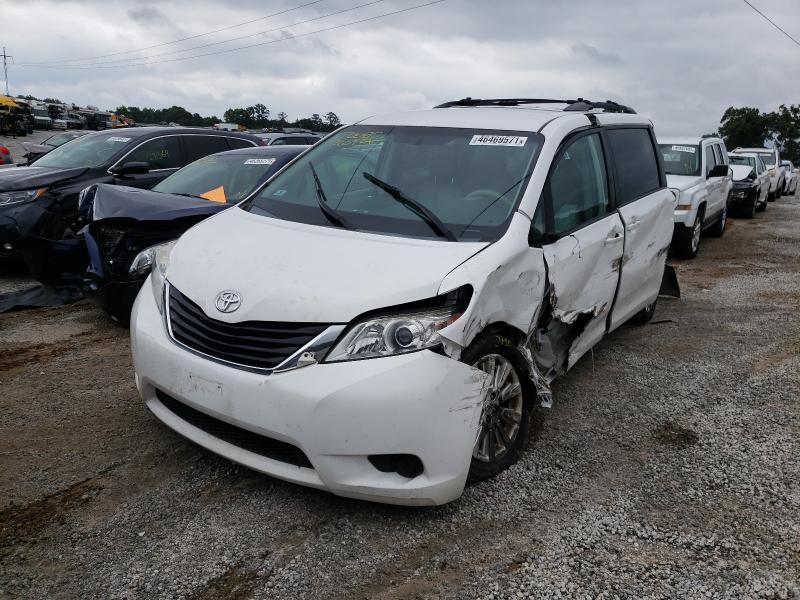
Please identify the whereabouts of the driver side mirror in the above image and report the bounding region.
[707,164,729,179]
[110,161,150,176]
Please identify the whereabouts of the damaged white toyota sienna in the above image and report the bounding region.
[130,98,674,506]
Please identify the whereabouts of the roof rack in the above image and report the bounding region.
[433,97,636,114]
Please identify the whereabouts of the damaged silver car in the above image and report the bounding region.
[130,98,675,505]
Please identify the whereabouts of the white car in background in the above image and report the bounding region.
[728,152,770,217]
[781,160,797,196]
[658,136,732,258]
[130,97,675,506]
[734,147,784,200]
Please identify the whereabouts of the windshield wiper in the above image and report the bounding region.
[309,162,354,230]
[361,172,457,242]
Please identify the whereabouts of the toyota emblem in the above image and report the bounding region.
[215,290,242,313]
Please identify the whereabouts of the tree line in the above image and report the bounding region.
[717,104,800,163]
[113,104,342,132]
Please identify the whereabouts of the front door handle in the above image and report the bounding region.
[604,231,624,245]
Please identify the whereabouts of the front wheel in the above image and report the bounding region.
[463,335,534,483]
[672,213,702,259]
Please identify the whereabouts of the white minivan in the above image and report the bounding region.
[130,98,674,506]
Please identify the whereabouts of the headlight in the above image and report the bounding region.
[129,240,177,314]
[0,187,47,206]
[324,286,472,362]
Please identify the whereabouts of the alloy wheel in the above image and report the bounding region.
[472,354,524,463]
[691,217,702,253]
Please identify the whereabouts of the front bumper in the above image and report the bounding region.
[0,200,49,252]
[729,185,758,208]
[131,284,488,506]
[672,207,697,227]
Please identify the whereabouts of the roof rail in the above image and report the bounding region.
[434,97,636,114]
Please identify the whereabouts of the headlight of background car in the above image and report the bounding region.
[129,240,177,314]
[0,188,47,206]
[325,286,472,362]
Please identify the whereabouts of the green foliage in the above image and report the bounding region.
[221,106,341,132]
[719,105,800,163]
[116,105,220,127]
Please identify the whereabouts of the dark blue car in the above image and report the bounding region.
[22,144,307,323]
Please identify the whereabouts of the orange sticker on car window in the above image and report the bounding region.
[200,186,226,203]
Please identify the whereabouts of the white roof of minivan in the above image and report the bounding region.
[358,107,649,132]
[735,147,774,153]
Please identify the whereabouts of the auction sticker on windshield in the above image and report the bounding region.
[470,134,528,147]
[672,145,696,153]
[244,158,276,165]
[107,137,131,143]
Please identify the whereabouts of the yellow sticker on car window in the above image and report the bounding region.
[200,186,226,203]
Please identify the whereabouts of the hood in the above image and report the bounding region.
[167,207,488,323]
[0,165,88,191]
[730,165,755,182]
[90,184,229,222]
[22,143,51,155]
[665,174,704,192]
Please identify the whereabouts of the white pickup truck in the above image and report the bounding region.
[658,136,732,258]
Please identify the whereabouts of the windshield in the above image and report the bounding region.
[242,125,542,242]
[45,133,79,148]
[729,155,756,168]
[659,144,701,176]
[34,132,134,168]
[153,153,283,203]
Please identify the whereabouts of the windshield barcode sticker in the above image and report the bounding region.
[470,135,527,147]
[671,145,696,153]
[244,158,276,165]
[107,136,131,143]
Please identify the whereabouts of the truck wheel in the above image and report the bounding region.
[706,202,727,237]
[672,213,703,259]
[463,334,534,483]
[742,192,758,218]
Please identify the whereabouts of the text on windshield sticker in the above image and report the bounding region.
[470,135,528,147]
[671,145,696,153]
[244,158,276,165]
[107,136,131,143]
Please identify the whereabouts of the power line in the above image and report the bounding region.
[22,0,328,65]
[24,0,389,68]
[741,0,800,48]
[13,0,446,70]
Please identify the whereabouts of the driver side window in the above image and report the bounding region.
[548,133,609,235]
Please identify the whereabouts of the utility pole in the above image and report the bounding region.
[2,46,12,96]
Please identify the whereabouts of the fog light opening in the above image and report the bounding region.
[368,454,424,479]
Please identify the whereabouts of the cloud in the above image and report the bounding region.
[2,0,799,137]
[571,42,624,65]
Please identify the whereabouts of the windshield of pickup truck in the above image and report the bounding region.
[243,125,542,242]
[659,144,701,176]
[33,132,134,168]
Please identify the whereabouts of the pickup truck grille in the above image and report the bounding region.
[167,285,329,371]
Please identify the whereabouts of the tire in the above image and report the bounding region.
[631,299,657,325]
[768,188,776,202]
[463,334,534,483]
[672,211,703,259]
[706,202,727,237]
[741,190,758,219]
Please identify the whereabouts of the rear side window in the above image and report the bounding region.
[270,137,288,146]
[705,145,717,176]
[547,133,609,234]
[184,135,231,163]
[606,128,660,204]
[227,137,255,150]
[126,136,182,169]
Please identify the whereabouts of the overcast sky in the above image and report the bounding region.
[2,0,799,135]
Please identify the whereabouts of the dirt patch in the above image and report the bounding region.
[651,422,699,448]
[190,564,263,600]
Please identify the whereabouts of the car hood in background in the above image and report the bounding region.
[90,184,230,222]
[665,174,704,192]
[167,207,488,323]
[0,166,88,191]
[730,165,756,182]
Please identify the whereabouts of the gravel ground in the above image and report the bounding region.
[0,193,798,599]
[0,129,55,165]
